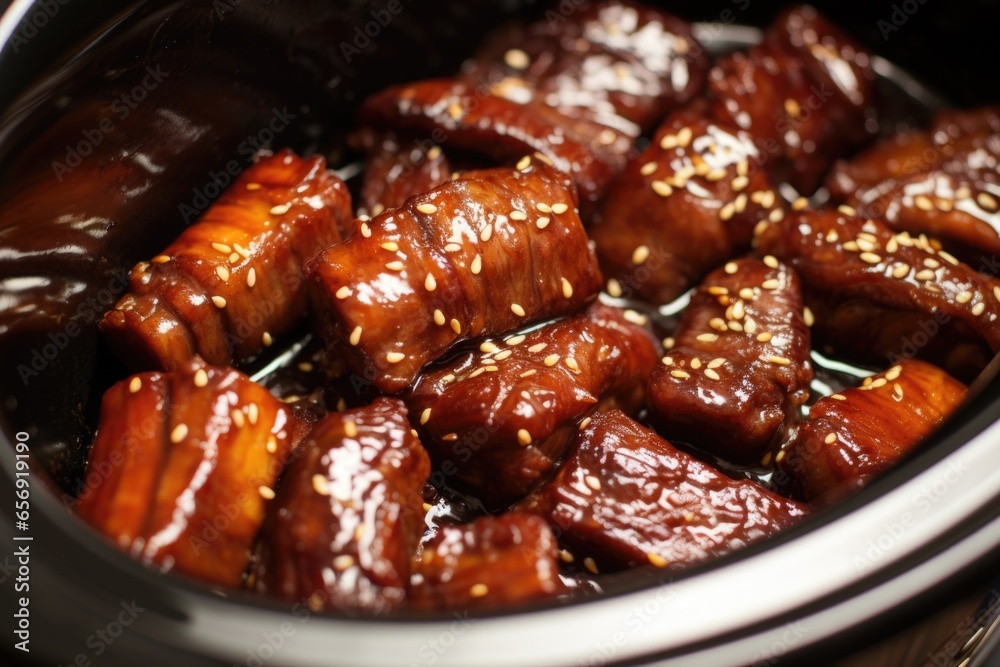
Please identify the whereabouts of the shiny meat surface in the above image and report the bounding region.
[407,302,659,506]
[307,161,603,393]
[251,398,430,613]
[648,258,812,463]
[100,149,351,371]
[358,134,453,214]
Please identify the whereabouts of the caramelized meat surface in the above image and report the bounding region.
[648,258,812,463]
[307,161,603,393]
[778,359,967,503]
[592,110,783,304]
[517,410,807,572]
[410,513,563,611]
[408,302,659,507]
[100,150,352,371]
[827,107,1000,267]
[758,209,1000,380]
[251,398,430,613]
[358,134,453,214]
[75,359,303,587]
[708,6,877,193]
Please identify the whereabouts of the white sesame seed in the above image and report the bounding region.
[860,252,882,265]
[536,216,550,229]
[731,175,749,191]
[344,420,358,438]
[212,295,227,308]
[892,263,910,279]
[386,261,405,272]
[719,202,735,221]
[803,307,815,327]
[769,356,791,366]
[193,369,208,387]
[784,98,801,117]
[520,369,537,378]
[606,279,623,298]
[561,277,574,298]
[420,408,431,425]
[972,302,986,316]
[584,557,599,574]
[517,429,532,446]
[450,319,461,334]
[380,241,399,252]
[762,279,780,290]
[724,262,738,274]
[837,204,856,216]
[471,255,482,275]
[129,376,142,393]
[424,274,437,291]
[480,224,493,242]
[170,424,188,443]
[216,266,230,282]
[349,326,362,346]
[977,192,998,211]
[914,195,934,212]
[623,310,648,326]
[696,333,718,342]
[632,245,651,265]
[229,252,240,264]
[528,343,547,353]
[504,48,530,69]
[262,331,273,346]
[270,204,290,215]
[661,356,673,366]
[494,349,513,361]
[551,202,569,214]
[660,134,678,149]
[152,255,171,264]
[258,485,276,500]
[445,243,461,253]
[585,475,601,491]
[708,358,726,369]
[640,161,658,176]
[211,242,232,254]
[677,127,693,146]
[360,222,371,238]
[506,335,525,346]
[824,433,837,444]
[564,357,580,372]
[915,269,936,281]
[386,351,405,363]
[670,369,690,379]
[516,155,532,171]
[511,303,526,317]
[651,180,673,197]
[830,393,846,401]
[416,203,438,214]
[510,210,527,221]
[337,286,353,300]
[704,368,721,380]
[956,291,973,304]
[544,354,560,367]
[792,197,809,211]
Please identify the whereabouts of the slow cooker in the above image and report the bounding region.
[1,0,1000,665]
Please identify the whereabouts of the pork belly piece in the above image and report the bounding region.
[462,0,708,136]
[516,410,807,572]
[357,78,631,211]
[250,398,430,614]
[307,161,603,394]
[708,5,877,193]
[408,302,659,507]
[777,359,967,503]
[100,149,352,372]
[647,257,812,463]
[592,109,783,304]
[409,513,563,612]
[827,107,1000,267]
[75,359,304,588]
[757,209,1000,381]
[358,133,453,214]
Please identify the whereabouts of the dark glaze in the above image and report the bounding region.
[462,0,708,136]
[357,78,631,211]
[778,359,967,503]
[827,107,1000,268]
[100,149,352,372]
[410,512,563,611]
[306,161,603,394]
[250,398,430,614]
[757,209,1000,381]
[708,5,877,193]
[516,409,807,572]
[74,358,303,588]
[648,258,812,464]
[591,109,782,304]
[358,133,453,214]
[407,302,659,507]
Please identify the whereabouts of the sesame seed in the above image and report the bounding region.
[696,333,718,342]
[504,47,530,69]
[662,337,676,350]
[885,365,902,381]
[647,552,668,568]
[517,429,532,446]
[519,369,537,378]
[212,295,227,308]
[792,197,809,211]
[892,263,910,279]
[784,98,801,117]
[956,291,973,304]
[651,180,673,197]
[468,368,485,378]
[724,262,738,274]
[703,368,720,380]
[731,175,749,191]
[510,210,527,221]
[380,241,399,252]
[506,335,526,346]
[661,356,674,366]
[212,242,232,254]
[262,331,273,346]
[270,204,290,215]
[386,351,405,363]
[606,279,623,298]
[243,267,255,287]
[837,205,857,216]
[481,342,498,354]
[386,261,405,272]
[247,403,258,425]
[915,269,936,281]
[469,583,490,598]
[565,357,580,371]
[757,332,773,344]
[640,162,658,176]
[536,216,550,229]
[670,369,690,379]
[709,317,727,331]
[152,255,171,264]
[870,377,888,389]
[552,202,569,214]
[583,557,599,574]
[450,319,462,334]
[416,203,438,214]
[494,349,513,361]
[860,252,882,265]
[803,307,815,327]
[258,485,276,500]
[511,303,526,317]
[660,134,678,149]
[994,286,1000,303]
[333,554,355,571]
[193,369,208,387]
[170,424,188,443]
[708,286,729,296]
[744,317,758,334]
[128,376,142,393]
[977,192,998,211]
[349,326,362,345]
[424,274,437,292]
[516,156,532,171]
[420,408,431,425]
[444,243,461,253]
[719,202,735,221]
[229,253,240,264]
[677,127,693,146]
[344,420,358,438]
[623,310,647,326]
[939,251,960,266]
[585,475,601,491]
[924,258,940,268]
[824,433,837,445]
[471,255,482,275]
[560,549,575,563]
[690,358,702,369]
[762,278,780,290]
[632,245,651,265]
[913,195,933,212]
[775,450,786,463]
[245,182,261,191]
[529,343,547,353]
[360,222,371,238]
[544,354,560,366]
[739,287,755,300]
[216,266,230,282]
[769,356,791,366]
[830,394,846,401]
[706,168,727,181]
[972,302,986,316]
[731,300,745,319]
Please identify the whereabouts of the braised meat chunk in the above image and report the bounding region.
[708,5,877,193]
[758,209,1000,380]
[100,149,352,371]
[778,359,967,503]
[517,410,807,572]
[75,359,304,587]
[410,513,563,611]
[648,257,812,463]
[827,107,1000,268]
[307,161,603,393]
[357,133,453,215]
[251,398,430,614]
[592,110,783,304]
[408,302,659,507]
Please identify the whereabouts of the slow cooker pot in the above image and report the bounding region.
[1,1,1000,665]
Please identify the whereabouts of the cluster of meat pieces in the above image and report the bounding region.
[77,0,996,615]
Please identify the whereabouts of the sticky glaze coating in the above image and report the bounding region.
[827,107,1000,268]
[517,409,807,572]
[100,150,352,371]
[462,0,708,137]
[708,6,877,193]
[75,359,303,588]
[307,161,603,394]
[357,133,453,215]
[777,359,967,503]
[408,302,659,507]
[250,398,430,614]
[648,257,812,463]
[592,109,783,304]
[757,209,1000,380]
[410,513,563,611]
